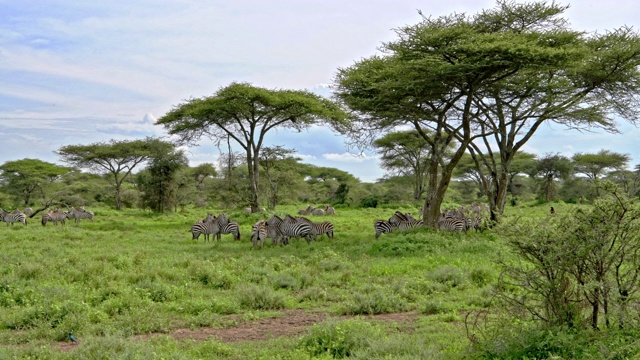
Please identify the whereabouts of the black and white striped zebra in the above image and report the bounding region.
[251,219,268,248]
[298,217,334,239]
[23,208,33,217]
[216,221,241,241]
[266,214,314,243]
[66,207,94,223]
[190,213,229,241]
[438,214,467,233]
[389,211,412,225]
[374,219,397,239]
[396,219,424,231]
[265,220,287,245]
[324,205,336,216]
[41,209,67,226]
[1,209,27,226]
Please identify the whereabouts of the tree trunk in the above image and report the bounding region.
[247,149,260,212]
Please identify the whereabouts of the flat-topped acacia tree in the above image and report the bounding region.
[156,82,348,212]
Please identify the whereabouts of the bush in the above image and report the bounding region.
[299,318,379,358]
[236,284,286,310]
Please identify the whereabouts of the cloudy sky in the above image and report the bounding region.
[2,1,640,182]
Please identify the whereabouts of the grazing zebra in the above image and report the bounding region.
[190,213,229,241]
[465,215,484,232]
[297,217,334,239]
[311,208,325,216]
[67,207,94,223]
[266,214,314,243]
[396,219,424,231]
[389,211,412,225]
[41,209,67,226]
[251,219,268,248]
[265,221,287,245]
[438,214,467,233]
[1,209,27,226]
[216,221,241,241]
[297,206,314,216]
[374,219,397,239]
[324,205,336,216]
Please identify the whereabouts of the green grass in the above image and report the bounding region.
[0,205,517,358]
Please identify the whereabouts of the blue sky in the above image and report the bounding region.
[2,1,640,182]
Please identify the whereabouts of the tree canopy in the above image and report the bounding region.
[157,82,348,212]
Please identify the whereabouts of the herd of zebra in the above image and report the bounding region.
[190,212,334,249]
[374,208,486,239]
[0,207,94,226]
[297,205,336,216]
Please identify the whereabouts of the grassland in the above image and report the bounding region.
[0,204,523,359]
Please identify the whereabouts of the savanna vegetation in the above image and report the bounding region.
[4,0,640,358]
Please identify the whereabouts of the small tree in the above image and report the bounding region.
[56,138,173,210]
[572,150,630,197]
[497,183,640,330]
[0,158,70,207]
[532,153,573,202]
[137,148,188,212]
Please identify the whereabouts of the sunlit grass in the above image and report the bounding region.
[0,204,509,358]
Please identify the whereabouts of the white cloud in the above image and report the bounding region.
[323,152,379,163]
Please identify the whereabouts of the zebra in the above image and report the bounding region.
[265,220,287,246]
[66,207,94,223]
[41,209,67,226]
[297,217,334,239]
[1,209,27,226]
[190,213,229,241]
[311,208,325,216]
[216,221,241,241]
[250,219,268,248]
[266,214,314,243]
[24,208,33,217]
[324,205,336,216]
[438,214,467,233]
[389,210,413,225]
[374,219,397,239]
[396,219,424,232]
[297,205,314,216]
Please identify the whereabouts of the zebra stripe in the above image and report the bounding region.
[265,221,287,245]
[66,207,94,223]
[389,211,411,225]
[396,219,424,231]
[297,217,334,239]
[324,205,336,216]
[251,220,268,248]
[217,221,241,241]
[374,219,397,239]
[41,209,67,226]
[190,213,229,241]
[438,215,467,233]
[1,209,27,226]
[266,214,314,243]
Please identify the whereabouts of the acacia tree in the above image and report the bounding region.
[373,130,434,201]
[0,158,70,208]
[56,138,173,210]
[334,2,568,227]
[156,82,347,212]
[572,150,630,196]
[533,153,573,202]
[137,147,188,212]
[461,1,640,221]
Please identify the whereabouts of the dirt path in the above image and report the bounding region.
[54,310,421,350]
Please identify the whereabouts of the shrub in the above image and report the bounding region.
[299,318,379,358]
[236,284,286,310]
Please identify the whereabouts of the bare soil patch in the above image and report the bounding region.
[52,310,420,350]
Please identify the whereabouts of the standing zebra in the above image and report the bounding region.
[250,219,268,248]
[298,217,334,239]
[438,214,467,233]
[389,211,411,225]
[66,207,94,223]
[217,221,241,241]
[41,209,67,226]
[265,220,287,246]
[396,219,424,231]
[324,205,336,216]
[310,208,325,216]
[266,214,314,243]
[24,208,34,217]
[374,219,397,239]
[1,209,27,226]
[297,206,314,216]
[190,213,229,242]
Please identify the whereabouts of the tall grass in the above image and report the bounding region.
[0,205,509,358]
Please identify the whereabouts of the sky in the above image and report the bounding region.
[2,1,640,183]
